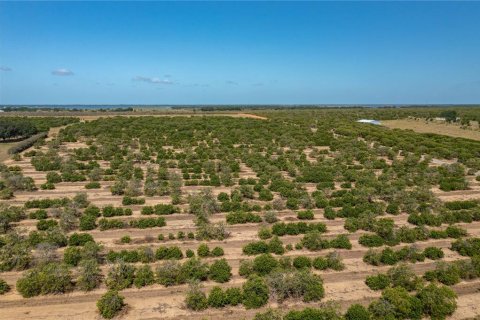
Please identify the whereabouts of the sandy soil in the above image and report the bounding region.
[383,119,480,141]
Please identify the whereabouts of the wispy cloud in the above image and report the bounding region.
[52,68,74,76]
[226,80,238,85]
[133,76,173,84]
[252,82,264,87]
[0,66,12,71]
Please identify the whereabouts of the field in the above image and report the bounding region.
[1,108,480,320]
[383,119,480,141]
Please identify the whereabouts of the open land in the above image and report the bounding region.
[1,107,480,319]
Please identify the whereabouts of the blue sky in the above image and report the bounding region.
[0,1,479,105]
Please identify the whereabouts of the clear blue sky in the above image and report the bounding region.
[1,1,479,105]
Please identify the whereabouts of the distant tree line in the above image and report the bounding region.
[0,117,79,141]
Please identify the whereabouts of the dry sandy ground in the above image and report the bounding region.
[383,119,480,141]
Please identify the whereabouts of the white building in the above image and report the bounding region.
[357,119,381,125]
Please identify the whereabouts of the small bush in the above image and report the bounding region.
[209,259,232,283]
[417,283,457,319]
[225,287,243,306]
[264,211,278,223]
[16,263,73,297]
[345,304,371,320]
[105,261,136,290]
[365,274,391,290]
[97,290,125,319]
[424,247,444,260]
[358,234,384,247]
[208,286,227,308]
[186,249,195,258]
[37,219,58,231]
[134,265,155,288]
[185,282,208,311]
[293,256,312,269]
[77,259,102,291]
[68,232,94,246]
[242,275,269,309]
[197,244,210,257]
[211,246,224,257]
[85,181,101,189]
[122,196,145,205]
[226,211,262,224]
[0,279,11,294]
[297,210,314,220]
[120,235,131,244]
[258,227,272,240]
[79,214,97,230]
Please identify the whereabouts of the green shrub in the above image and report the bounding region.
[258,227,272,240]
[209,259,232,283]
[185,282,208,311]
[186,249,195,258]
[129,217,166,229]
[424,262,461,285]
[211,246,224,257]
[252,254,279,276]
[97,290,125,319]
[264,211,278,223]
[358,234,384,247]
[242,275,269,309]
[317,207,333,221]
[283,306,342,320]
[120,235,131,244]
[226,211,262,224]
[225,287,243,306]
[37,219,58,231]
[63,246,82,266]
[445,225,467,238]
[301,231,329,251]
[387,264,423,291]
[68,232,94,246]
[271,222,327,236]
[267,270,324,303]
[423,247,444,260]
[134,265,155,288]
[243,240,269,255]
[0,279,11,294]
[85,181,101,189]
[369,286,422,320]
[345,304,371,320]
[197,243,210,257]
[293,256,312,269]
[329,234,352,249]
[98,218,125,230]
[79,214,97,230]
[365,273,391,290]
[417,283,457,320]
[445,200,477,210]
[155,246,183,260]
[77,259,102,291]
[105,261,136,290]
[451,237,480,256]
[254,309,282,320]
[208,286,227,308]
[29,209,48,220]
[312,256,328,270]
[297,210,314,220]
[122,196,145,205]
[16,263,73,297]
